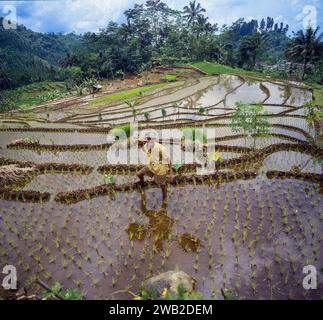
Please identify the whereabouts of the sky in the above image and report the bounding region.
[0,0,322,34]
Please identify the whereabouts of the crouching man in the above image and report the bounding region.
[137,133,174,203]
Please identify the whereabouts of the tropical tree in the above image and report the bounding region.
[239,32,264,68]
[231,102,271,148]
[126,100,138,121]
[0,71,13,90]
[183,0,206,25]
[120,21,134,41]
[286,26,323,80]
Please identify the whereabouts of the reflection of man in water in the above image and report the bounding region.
[127,192,200,252]
[127,191,173,251]
[137,133,174,203]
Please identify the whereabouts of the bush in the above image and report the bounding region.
[304,101,322,126]
[41,282,83,300]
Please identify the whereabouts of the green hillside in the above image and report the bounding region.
[0,17,81,88]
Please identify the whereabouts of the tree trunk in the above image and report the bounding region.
[302,58,308,81]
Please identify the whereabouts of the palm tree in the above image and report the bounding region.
[195,15,215,37]
[126,101,138,121]
[286,26,323,80]
[239,33,264,67]
[183,0,206,25]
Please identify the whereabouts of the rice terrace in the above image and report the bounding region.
[0,0,322,302]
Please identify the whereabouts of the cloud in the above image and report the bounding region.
[0,0,322,34]
[1,0,137,33]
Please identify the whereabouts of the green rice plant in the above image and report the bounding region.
[62,258,68,269]
[251,282,257,295]
[91,277,99,287]
[44,271,52,281]
[76,260,82,269]
[111,277,117,287]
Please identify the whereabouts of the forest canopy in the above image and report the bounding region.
[0,0,322,90]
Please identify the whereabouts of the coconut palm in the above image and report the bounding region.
[183,0,206,25]
[286,26,323,80]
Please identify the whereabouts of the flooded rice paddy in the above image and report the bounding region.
[0,72,322,300]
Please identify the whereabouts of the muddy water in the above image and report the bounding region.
[1,176,322,300]
[0,149,111,166]
[285,107,306,116]
[0,132,110,148]
[70,78,217,122]
[286,87,313,107]
[22,171,105,193]
[262,82,288,105]
[179,75,243,109]
[287,87,313,107]
[261,105,291,114]
[2,75,313,134]
[263,151,322,174]
[149,126,309,142]
[225,81,267,107]
[0,73,320,300]
[216,136,297,148]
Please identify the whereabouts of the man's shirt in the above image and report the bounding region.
[144,142,169,176]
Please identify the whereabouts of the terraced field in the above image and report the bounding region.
[0,67,322,300]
